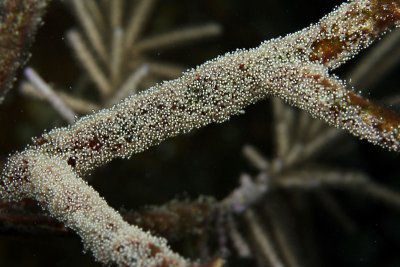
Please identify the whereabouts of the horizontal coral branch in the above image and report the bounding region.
[0,197,216,241]
[20,0,399,179]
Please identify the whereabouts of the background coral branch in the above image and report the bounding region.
[0,0,49,103]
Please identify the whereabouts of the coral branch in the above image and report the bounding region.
[24,68,77,123]
[1,0,399,266]
[0,197,216,241]
[293,0,400,69]
[20,1,399,181]
[0,0,49,102]
[1,151,189,266]
[131,24,222,54]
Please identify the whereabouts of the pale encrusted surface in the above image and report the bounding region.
[1,1,399,266]
[2,151,187,267]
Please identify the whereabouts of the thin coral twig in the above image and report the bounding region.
[24,68,77,123]
[71,0,108,62]
[125,0,156,48]
[244,209,285,267]
[67,30,112,97]
[131,24,222,54]
[20,81,101,114]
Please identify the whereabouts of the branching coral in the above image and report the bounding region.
[20,0,221,122]
[0,0,49,102]
[0,0,399,266]
[221,98,400,266]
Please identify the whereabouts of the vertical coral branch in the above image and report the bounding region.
[0,0,49,102]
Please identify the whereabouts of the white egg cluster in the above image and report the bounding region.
[0,0,398,266]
